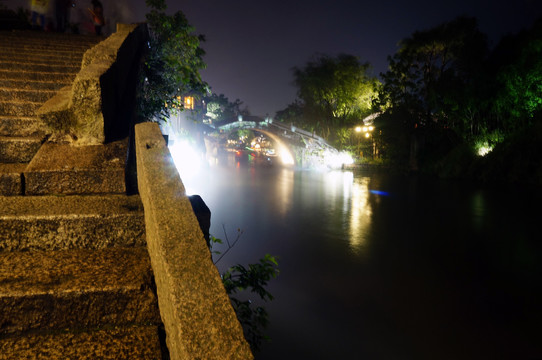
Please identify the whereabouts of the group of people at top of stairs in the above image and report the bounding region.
[29,0,104,35]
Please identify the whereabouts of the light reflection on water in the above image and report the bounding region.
[348,176,372,253]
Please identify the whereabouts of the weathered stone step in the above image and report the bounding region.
[0,194,145,251]
[0,79,71,91]
[0,34,101,47]
[0,88,57,104]
[0,116,48,137]
[0,42,88,52]
[0,70,76,83]
[0,46,91,59]
[0,53,82,65]
[25,140,128,195]
[0,61,81,74]
[0,100,42,116]
[0,325,163,360]
[0,163,26,196]
[0,247,160,334]
[0,136,43,163]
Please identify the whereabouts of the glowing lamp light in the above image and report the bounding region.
[355,126,362,133]
[365,133,370,138]
[168,138,201,188]
[477,146,493,157]
[323,150,354,169]
[278,146,294,165]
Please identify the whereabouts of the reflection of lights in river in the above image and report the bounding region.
[323,172,372,253]
[274,168,294,218]
[349,177,372,252]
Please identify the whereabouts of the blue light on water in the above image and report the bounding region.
[370,190,390,196]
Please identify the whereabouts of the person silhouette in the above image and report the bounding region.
[31,0,50,30]
[88,0,104,35]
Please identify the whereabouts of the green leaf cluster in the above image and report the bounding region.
[138,0,207,121]
[221,254,279,353]
[289,54,379,142]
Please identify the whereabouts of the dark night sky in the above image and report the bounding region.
[171,0,541,117]
[9,0,542,116]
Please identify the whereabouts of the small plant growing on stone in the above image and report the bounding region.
[210,229,279,353]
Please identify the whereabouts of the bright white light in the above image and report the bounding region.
[323,150,353,169]
[168,139,201,183]
[477,145,493,157]
[278,145,295,165]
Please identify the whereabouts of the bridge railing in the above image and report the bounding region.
[135,122,253,360]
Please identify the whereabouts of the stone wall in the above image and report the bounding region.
[135,122,253,360]
[38,23,147,145]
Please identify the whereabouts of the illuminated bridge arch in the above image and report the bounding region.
[215,120,352,168]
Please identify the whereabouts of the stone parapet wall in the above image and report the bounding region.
[135,122,253,360]
[38,23,147,145]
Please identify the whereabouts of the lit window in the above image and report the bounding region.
[184,96,194,110]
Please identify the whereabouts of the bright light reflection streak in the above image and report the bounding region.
[349,177,372,252]
[323,172,372,253]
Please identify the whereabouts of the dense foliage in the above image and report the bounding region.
[138,0,207,121]
[278,54,379,149]
[203,93,249,123]
[277,16,542,182]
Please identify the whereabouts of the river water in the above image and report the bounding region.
[179,153,542,360]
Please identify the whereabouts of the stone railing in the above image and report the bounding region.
[135,122,253,360]
[38,23,147,145]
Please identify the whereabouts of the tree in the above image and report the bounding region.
[375,16,488,168]
[204,93,249,123]
[291,54,378,141]
[492,19,542,133]
[138,0,207,121]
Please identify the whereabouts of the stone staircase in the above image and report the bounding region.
[0,31,164,359]
[0,31,100,196]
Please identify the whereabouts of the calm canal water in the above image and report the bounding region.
[180,153,542,360]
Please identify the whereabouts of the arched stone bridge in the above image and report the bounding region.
[213,119,352,168]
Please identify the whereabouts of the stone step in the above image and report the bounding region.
[0,100,42,117]
[0,116,48,137]
[0,70,76,83]
[0,33,101,48]
[0,136,43,163]
[0,61,81,74]
[0,325,163,360]
[0,79,71,91]
[0,46,91,59]
[25,140,128,195]
[0,194,145,251]
[0,163,26,196]
[0,88,57,104]
[0,247,160,335]
[0,41,89,52]
[0,53,82,65]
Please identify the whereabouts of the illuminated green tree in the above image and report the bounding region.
[291,54,379,140]
[138,0,207,121]
[204,93,248,123]
[493,19,542,132]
